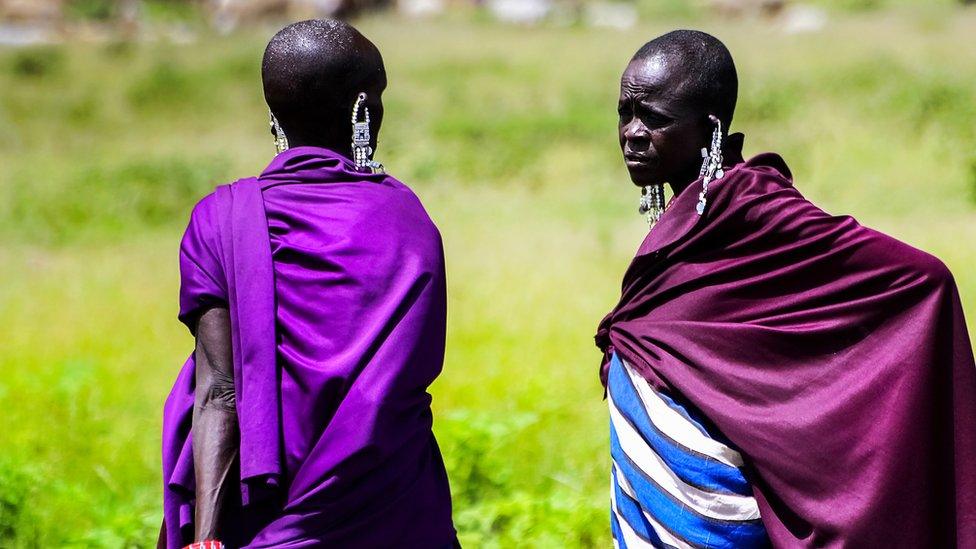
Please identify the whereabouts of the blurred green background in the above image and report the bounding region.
[1,0,975,546]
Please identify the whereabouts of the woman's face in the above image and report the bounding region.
[618,54,707,190]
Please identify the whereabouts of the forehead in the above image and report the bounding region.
[619,53,688,100]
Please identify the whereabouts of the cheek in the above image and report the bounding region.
[647,130,670,157]
[651,127,694,166]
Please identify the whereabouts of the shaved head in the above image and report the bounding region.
[262,19,387,151]
[632,30,737,128]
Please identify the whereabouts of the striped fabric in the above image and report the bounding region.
[608,353,770,549]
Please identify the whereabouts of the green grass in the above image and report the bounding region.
[2,6,976,546]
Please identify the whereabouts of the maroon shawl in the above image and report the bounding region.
[596,151,976,546]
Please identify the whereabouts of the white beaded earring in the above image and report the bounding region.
[696,115,724,216]
[638,184,665,228]
[351,93,383,173]
[270,111,288,154]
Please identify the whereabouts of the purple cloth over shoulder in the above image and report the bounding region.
[597,144,976,546]
[163,147,455,548]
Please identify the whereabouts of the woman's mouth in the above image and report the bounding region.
[625,154,653,169]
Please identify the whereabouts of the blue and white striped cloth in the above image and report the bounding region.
[608,353,770,549]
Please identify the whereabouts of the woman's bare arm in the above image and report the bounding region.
[192,307,239,542]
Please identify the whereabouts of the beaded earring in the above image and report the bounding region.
[351,93,384,173]
[270,111,288,154]
[696,115,724,216]
[638,184,665,228]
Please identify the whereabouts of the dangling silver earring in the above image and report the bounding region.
[638,183,665,228]
[696,115,724,216]
[270,111,288,154]
[351,93,383,173]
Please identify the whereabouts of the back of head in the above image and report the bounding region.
[262,19,386,149]
[634,30,738,128]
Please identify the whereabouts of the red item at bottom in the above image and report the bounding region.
[182,542,224,549]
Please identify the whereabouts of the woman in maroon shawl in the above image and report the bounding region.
[597,30,976,547]
[160,21,456,548]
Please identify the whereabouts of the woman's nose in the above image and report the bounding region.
[623,118,650,142]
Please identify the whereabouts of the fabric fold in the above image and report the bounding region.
[215,180,283,502]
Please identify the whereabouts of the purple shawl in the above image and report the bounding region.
[162,147,455,548]
[597,149,976,546]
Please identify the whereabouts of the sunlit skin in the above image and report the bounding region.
[618,54,715,197]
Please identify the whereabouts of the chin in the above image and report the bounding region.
[627,168,663,187]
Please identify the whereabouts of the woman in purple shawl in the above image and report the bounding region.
[160,20,456,548]
[597,31,976,547]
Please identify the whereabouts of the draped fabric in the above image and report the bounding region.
[162,147,456,548]
[596,147,976,547]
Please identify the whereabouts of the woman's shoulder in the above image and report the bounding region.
[859,226,956,289]
[185,177,256,236]
[374,173,441,228]
[725,155,956,289]
[705,152,804,225]
[181,187,226,257]
[188,190,218,223]
[725,153,796,197]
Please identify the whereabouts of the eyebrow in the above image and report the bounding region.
[618,89,648,103]
[634,100,673,117]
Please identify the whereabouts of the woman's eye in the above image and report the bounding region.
[643,113,671,127]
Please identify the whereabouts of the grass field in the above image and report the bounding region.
[1,4,975,546]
